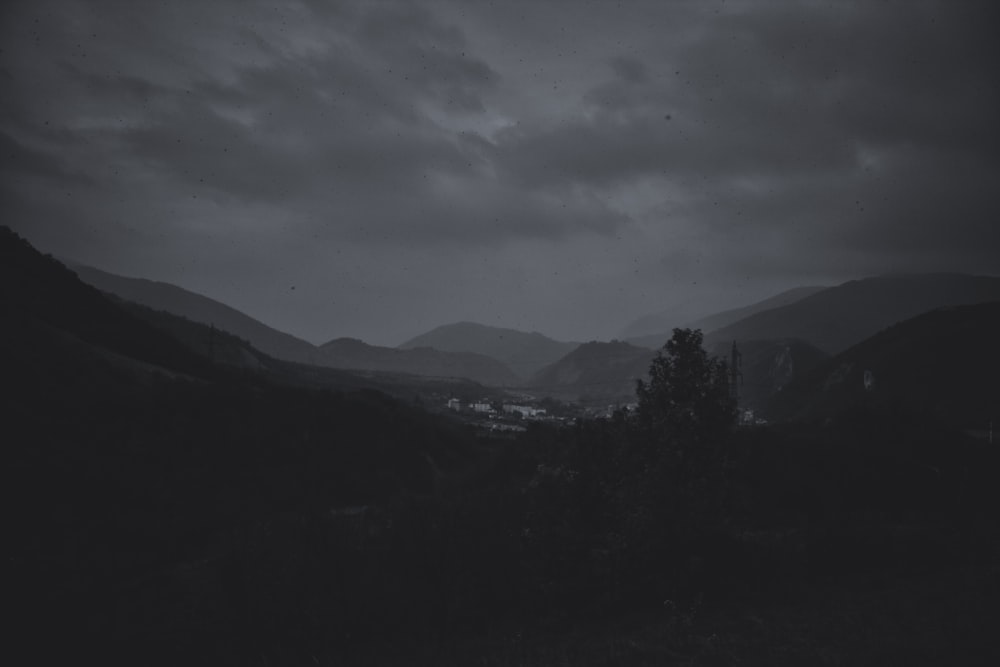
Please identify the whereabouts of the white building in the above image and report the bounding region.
[502,404,547,419]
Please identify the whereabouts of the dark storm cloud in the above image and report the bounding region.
[0,130,95,186]
[2,0,998,344]
[501,2,1000,182]
[608,56,648,84]
[480,0,1000,275]
[3,0,596,249]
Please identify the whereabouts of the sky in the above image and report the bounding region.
[3,0,999,346]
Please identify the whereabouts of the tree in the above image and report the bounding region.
[635,328,736,448]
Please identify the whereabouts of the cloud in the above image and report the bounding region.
[608,56,648,84]
[2,0,998,344]
[0,130,96,186]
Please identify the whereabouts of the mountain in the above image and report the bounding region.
[399,321,579,380]
[527,340,654,401]
[765,301,1000,427]
[689,286,827,334]
[704,273,1000,355]
[320,336,520,386]
[69,262,320,365]
[627,286,827,349]
[110,297,272,372]
[707,338,830,412]
[108,293,514,397]
[4,227,490,661]
[2,227,217,381]
[69,263,525,386]
[114,293,509,401]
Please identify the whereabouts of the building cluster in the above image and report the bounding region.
[502,404,547,419]
[738,408,768,426]
[445,398,550,421]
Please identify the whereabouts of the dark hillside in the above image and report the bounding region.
[70,263,522,386]
[1,227,214,378]
[629,285,826,348]
[108,292,507,401]
[70,262,321,364]
[705,273,1000,354]
[707,338,829,412]
[528,340,653,401]
[688,285,827,333]
[765,301,1000,428]
[1,227,487,664]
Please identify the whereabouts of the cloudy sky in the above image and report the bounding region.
[3,0,999,345]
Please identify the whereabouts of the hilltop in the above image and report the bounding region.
[399,321,578,380]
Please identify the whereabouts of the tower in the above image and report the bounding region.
[729,340,743,402]
[208,323,216,361]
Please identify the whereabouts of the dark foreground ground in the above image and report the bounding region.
[331,524,999,667]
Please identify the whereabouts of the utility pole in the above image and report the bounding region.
[208,323,216,361]
[729,340,743,403]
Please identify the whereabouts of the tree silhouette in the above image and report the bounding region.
[636,328,736,448]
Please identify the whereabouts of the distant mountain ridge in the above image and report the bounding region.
[627,285,826,349]
[319,336,520,386]
[704,273,1000,354]
[70,263,320,365]
[689,286,828,334]
[66,262,1000,394]
[70,263,521,386]
[399,321,578,380]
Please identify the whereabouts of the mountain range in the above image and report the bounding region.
[63,249,1000,411]
[71,263,522,386]
[519,274,1000,405]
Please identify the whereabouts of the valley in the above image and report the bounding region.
[6,226,1000,665]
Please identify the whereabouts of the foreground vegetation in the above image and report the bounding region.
[9,340,997,664]
[5,228,999,664]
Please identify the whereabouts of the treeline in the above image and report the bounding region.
[4,223,998,664]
